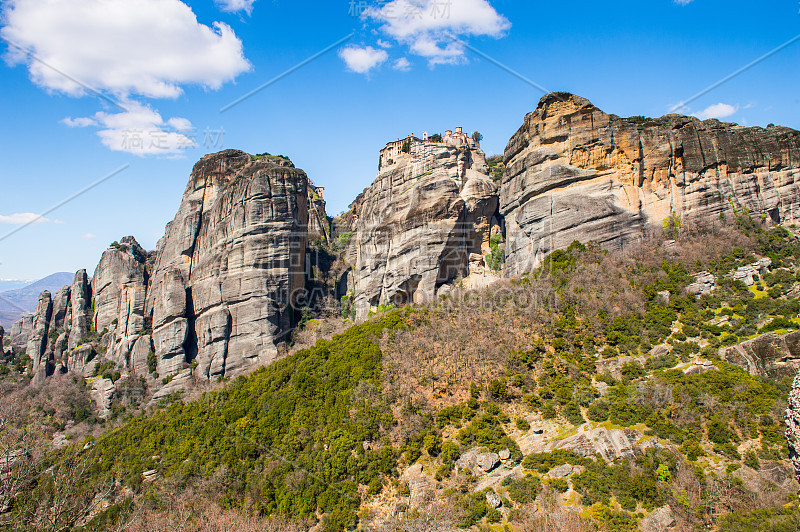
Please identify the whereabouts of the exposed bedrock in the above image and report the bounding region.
[500,92,800,276]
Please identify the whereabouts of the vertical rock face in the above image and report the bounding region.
[500,92,800,276]
[51,286,71,330]
[0,326,4,354]
[68,270,93,350]
[146,149,310,380]
[28,291,53,385]
[92,237,149,369]
[92,237,148,336]
[346,135,500,318]
[9,315,33,348]
[308,186,330,244]
[786,376,800,484]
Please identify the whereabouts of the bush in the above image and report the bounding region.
[502,474,541,504]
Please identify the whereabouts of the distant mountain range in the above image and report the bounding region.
[0,272,74,328]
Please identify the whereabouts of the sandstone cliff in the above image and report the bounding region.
[145,149,310,380]
[344,135,501,318]
[11,149,319,400]
[501,92,800,276]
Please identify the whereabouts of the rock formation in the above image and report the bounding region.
[68,270,92,351]
[722,331,800,380]
[500,92,800,276]
[344,134,501,318]
[92,237,149,369]
[308,186,330,244]
[10,149,318,397]
[145,149,310,380]
[28,291,52,385]
[9,315,32,349]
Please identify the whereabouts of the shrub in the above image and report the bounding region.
[502,474,541,504]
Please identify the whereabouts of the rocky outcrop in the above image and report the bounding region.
[9,314,32,348]
[640,506,676,532]
[547,427,655,462]
[28,291,53,385]
[91,377,115,418]
[722,331,800,379]
[92,237,149,369]
[68,270,92,350]
[308,186,330,244]
[51,286,71,330]
[786,374,800,483]
[500,92,800,275]
[0,326,4,355]
[146,149,311,380]
[346,135,501,318]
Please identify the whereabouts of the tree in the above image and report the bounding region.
[401,139,411,153]
[472,131,483,143]
[429,133,443,143]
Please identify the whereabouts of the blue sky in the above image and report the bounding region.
[0,0,799,281]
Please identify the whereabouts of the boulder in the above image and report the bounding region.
[639,505,676,532]
[485,491,502,509]
[477,452,501,473]
[91,377,115,418]
[500,92,800,276]
[547,464,575,479]
[686,271,715,296]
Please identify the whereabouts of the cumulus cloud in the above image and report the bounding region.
[64,100,197,156]
[1,0,251,99]
[215,0,255,14]
[393,57,412,71]
[693,103,738,120]
[339,45,389,74]
[0,213,53,225]
[363,0,510,66]
[82,233,97,239]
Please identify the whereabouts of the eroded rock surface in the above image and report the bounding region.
[722,331,800,379]
[146,149,311,380]
[92,237,149,370]
[500,92,800,275]
[346,135,501,318]
[28,291,52,385]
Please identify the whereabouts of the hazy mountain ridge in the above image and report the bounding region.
[0,272,74,327]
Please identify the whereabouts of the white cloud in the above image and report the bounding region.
[693,103,738,120]
[393,57,412,71]
[339,45,389,74]
[674,0,694,4]
[61,116,96,127]
[0,213,52,225]
[377,39,393,49]
[216,0,255,14]
[65,100,197,156]
[364,0,510,65]
[1,0,251,99]
[82,233,97,239]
